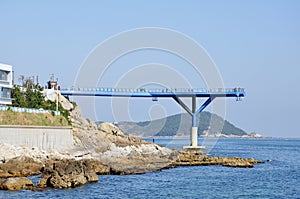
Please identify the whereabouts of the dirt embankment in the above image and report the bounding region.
[0,110,69,126]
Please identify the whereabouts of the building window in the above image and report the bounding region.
[0,70,9,81]
[0,87,11,98]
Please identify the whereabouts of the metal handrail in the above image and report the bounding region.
[60,87,245,93]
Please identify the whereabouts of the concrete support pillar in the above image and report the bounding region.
[191,126,198,147]
[174,96,213,150]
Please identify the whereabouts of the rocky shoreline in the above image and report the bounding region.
[0,96,264,191]
[0,151,263,191]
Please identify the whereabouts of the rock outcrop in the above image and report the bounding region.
[38,159,101,189]
[99,143,176,175]
[0,177,34,191]
[0,156,43,178]
[172,150,263,168]
[68,104,174,174]
[70,105,149,153]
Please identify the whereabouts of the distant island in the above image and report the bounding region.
[116,112,261,138]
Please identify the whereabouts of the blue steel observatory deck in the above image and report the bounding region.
[60,87,245,149]
[60,87,245,98]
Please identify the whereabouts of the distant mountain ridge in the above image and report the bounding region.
[117,112,247,137]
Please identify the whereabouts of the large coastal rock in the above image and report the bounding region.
[0,156,43,178]
[58,94,74,111]
[100,144,177,175]
[0,177,34,191]
[70,105,147,149]
[69,105,167,157]
[172,150,263,168]
[38,159,100,189]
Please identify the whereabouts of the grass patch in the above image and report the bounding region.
[0,110,70,126]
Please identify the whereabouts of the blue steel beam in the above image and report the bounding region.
[192,97,215,127]
[60,88,245,98]
[172,96,193,116]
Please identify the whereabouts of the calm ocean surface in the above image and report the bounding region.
[1,138,299,199]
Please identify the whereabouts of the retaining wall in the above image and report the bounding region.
[0,125,72,151]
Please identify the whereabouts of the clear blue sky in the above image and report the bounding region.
[1,0,299,137]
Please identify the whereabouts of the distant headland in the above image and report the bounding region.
[117,112,267,138]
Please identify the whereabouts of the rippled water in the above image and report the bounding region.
[1,138,299,198]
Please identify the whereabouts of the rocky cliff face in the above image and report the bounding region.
[69,105,175,174]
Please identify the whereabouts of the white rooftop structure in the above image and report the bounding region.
[0,63,13,105]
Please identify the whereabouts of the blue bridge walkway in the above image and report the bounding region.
[60,87,246,149]
[60,87,245,98]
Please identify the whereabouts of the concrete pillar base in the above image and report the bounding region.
[183,126,205,150]
[191,126,198,147]
[183,145,206,150]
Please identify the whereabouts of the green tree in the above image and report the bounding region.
[11,85,26,107]
[10,84,71,124]
[33,89,45,108]
[25,88,36,108]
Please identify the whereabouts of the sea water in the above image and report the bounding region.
[0,138,299,198]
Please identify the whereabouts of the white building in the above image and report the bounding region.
[0,63,13,105]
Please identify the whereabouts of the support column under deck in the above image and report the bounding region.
[173,96,215,150]
[191,96,197,147]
